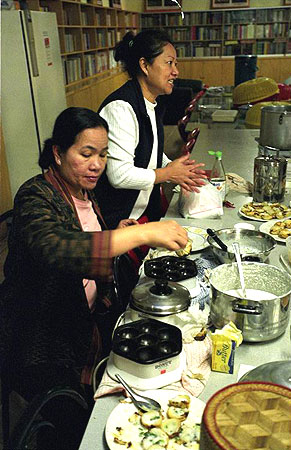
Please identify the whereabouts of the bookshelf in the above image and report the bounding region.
[141,6,291,58]
[27,0,139,88]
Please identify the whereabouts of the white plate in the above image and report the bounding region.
[259,219,289,243]
[239,204,291,222]
[183,226,210,251]
[105,389,205,450]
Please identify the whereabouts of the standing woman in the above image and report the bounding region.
[0,107,188,449]
[95,29,206,229]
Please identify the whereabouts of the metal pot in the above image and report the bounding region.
[259,105,291,150]
[207,228,276,264]
[130,278,190,317]
[239,360,291,389]
[209,262,291,342]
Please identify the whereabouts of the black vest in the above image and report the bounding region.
[94,79,165,229]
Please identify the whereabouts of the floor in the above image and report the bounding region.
[0,124,185,447]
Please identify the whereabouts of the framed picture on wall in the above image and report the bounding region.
[145,0,182,12]
[284,0,291,5]
[211,0,249,8]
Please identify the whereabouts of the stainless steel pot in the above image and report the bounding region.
[207,228,276,264]
[209,262,291,342]
[130,278,190,317]
[259,105,291,150]
[239,360,291,389]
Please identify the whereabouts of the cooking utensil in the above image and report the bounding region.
[232,242,247,298]
[130,279,190,317]
[259,105,291,150]
[253,149,287,203]
[115,373,161,412]
[209,262,291,342]
[207,228,228,252]
[207,228,276,264]
[238,360,291,389]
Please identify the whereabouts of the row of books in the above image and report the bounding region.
[193,43,221,57]
[224,24,255,40]
[191,26,221,41]
[256,40,286,55]
[84,51,110,77]
[256,23,287,39]
[64,33,79,53]
[63,57,82,84]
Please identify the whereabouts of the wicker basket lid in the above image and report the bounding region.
[200,381,291,450]
[245,101,291,128]
[233,78,279,105]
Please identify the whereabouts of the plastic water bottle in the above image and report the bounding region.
[209,150,226,201]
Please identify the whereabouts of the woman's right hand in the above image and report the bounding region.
[155,154,207,192]
[142,220,188,251]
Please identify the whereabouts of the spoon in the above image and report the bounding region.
[207,228,228,252]
[232,242,247,299]
[115,374,161,412]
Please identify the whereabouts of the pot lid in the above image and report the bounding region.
[239,360,291,389]
[131,279,190,316]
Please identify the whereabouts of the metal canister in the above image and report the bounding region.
[253,150,287,203]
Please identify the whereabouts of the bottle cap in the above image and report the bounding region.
[208,150,222,159]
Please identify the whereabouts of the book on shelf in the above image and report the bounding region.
[85,53,97,77]
[82,32,90,50]
[65,57,82,84]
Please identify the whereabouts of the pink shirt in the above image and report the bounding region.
[72,195,102,309]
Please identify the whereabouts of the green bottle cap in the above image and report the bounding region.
[208,150,222,158]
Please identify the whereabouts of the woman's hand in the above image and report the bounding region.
[155,154,207,193]
[117,218,139,229]
[142,220,188,251]
[110,220,188,256]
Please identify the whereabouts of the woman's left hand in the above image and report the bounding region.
[117,218,139,229]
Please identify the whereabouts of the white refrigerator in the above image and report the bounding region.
[1,10,67,199]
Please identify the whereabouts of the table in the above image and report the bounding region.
[79,128,291,450]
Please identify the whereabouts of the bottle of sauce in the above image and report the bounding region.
[209,150,226,201]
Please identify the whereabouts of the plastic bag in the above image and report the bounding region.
[178,181,223,219]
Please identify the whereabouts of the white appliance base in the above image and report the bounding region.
[106,351,187,390]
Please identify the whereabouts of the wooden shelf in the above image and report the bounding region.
[141,6,291,58]
[27,0,139,86]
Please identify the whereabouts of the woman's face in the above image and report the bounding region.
[142,43,179,101]
[54,127,108,198]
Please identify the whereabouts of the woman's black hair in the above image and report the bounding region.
[39,107,108,169]
[114,29,173,79]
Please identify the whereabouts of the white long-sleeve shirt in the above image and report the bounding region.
[100,97,171,219]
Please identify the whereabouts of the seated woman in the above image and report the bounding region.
[95,29,206,229]
[0,107,188,449]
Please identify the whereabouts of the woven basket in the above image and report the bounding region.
[233,78,279,106]
[200,381,291,450]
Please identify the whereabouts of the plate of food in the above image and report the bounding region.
[259,218,291,243]
[183,226,210,252]
[105,390,205,450]
[239,202,291,222]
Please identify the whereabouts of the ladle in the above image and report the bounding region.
[207,228,228,252]
[115,373,161,412]
[232,242,247,298]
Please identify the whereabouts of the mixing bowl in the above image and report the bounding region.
[207,228,276,263]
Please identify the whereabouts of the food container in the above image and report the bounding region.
[209,262,291,342]
[259,105,291,150]
[287,236,291,264]
[245,101,291,129]
[200,382,291,450]
[207,228,276,264]
[233,77,279,106]
[253,151,287,203]
[112,318,182,379]
[239,360,291,389]
[130,278,190,317]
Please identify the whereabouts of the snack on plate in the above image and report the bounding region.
[240,202,291,220]
[269,219,291,239]
[112,394,201,449]
[175,238,192,257]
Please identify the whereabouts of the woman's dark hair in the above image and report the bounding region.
[115,30,173,79]
[39,107,108,169]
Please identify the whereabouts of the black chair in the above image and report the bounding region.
[7,386,88,450]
